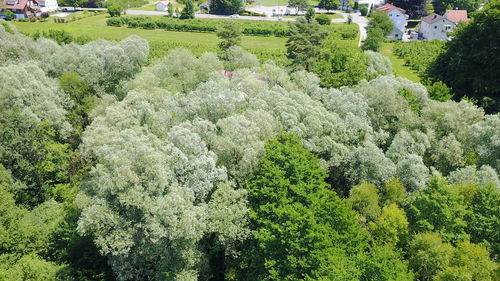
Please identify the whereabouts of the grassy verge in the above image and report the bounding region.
[380,42,420,82]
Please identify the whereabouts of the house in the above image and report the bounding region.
[376,3,409,40]
[3,0,41,19]
[37,0,57,12]
[156,0,169,11]
[419,10,469,40]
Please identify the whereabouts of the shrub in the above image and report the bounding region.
[359,4,368,16]
[316,13,331,25]
[108,5,123,17]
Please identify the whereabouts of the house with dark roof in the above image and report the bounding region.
[376,3,409,40]
[419,10,469,40]
[2,0,41,19]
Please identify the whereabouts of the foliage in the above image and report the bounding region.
[31,29,91,45]
[315,13,331,25]
[179,0,195,19]
[4,10,15,21]
[217,21,242,52]
[370,11,394,36]
[363,27,384,51]
[318,0,339,11]
[288,0,310,13]
[429,2,500,113]
[358,244,414,281]
[108,5,123,17]
[286,17,328,71]
[209,0,243,15]
[406,177,470,242]
[348,182,381,221]
[243,134,367,280]
[434,0,482,13]
[305,6,315,21]
[313,37,367,87]
[393,40,445,75]
[390,0,427,19]
[364,50,392,80]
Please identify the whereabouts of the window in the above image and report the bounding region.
[434,26,437,29]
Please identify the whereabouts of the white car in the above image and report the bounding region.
[230,14,240,18]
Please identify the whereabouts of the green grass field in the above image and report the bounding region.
[380,42,421,82]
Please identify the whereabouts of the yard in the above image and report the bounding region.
[380,42,420,82]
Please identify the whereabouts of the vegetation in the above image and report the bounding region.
[210,0,243,15]
[429,1,500,113]
[390,0,427,19]
[363,11,393,51]
[180,0,195,19]
[0,5,498,281]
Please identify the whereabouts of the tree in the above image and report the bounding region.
[179,0,195,19]
[288,0,310,14]
[358,245,414,281]
[313,37,367,87]
[434,0,481,13]
[242,134,367,280]
[370,204,409,246]
[428,2,500,113]
[167,2,174,16]
[406,177,470,242]
[390,0,427,19]
[216,21,242,52]
[286,17,328,71]
[318,0,339,11]
[4,9,15,21]
[315,13,331,25]
[348,182,381,222]
[370,11,394,36]
[364,50,392,80]
[408,232,455,281]
[108,4,123,17]
[305,6,315,21]
[362,28,385,51]
[209,0,243,15]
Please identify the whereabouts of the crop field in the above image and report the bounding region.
[13,14,357,65]
[380,43,420,82]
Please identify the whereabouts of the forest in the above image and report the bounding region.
[0,7,499,281]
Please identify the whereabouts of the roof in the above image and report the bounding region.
[4,0,39,9]
[421,13,444,24]
[376,3,406,14]
[444,10,469,23]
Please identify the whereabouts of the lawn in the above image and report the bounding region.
[130,0,184,11]
[14,14,288,63]
[380,42,421,82]
[284,12,343,19]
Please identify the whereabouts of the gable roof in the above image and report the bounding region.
[376,3,406,14]
[4,0,39,9]
[421,13,444,24]
[444,10,469,23]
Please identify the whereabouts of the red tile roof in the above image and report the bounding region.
[376,3,406,14]
[444,10,470,23]
[4,0,39,9]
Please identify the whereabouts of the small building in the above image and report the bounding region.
[38,0,58,12]
[156,0,169,11]
[3,0,41,19]
[376,3,409,40]
[419,10,469,40]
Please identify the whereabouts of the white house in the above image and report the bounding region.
[420,10,469,40]
[37,0,57,12]
[376,3,409,40]
[156,0,169,11]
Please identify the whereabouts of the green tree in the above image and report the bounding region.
[243,134,367,280]
[406,177,470,242]
[288,0,310,14]
[286,17,328,71]
[370,11,394,36]
[305,6,315,21]
[465,183,500,260]
[390,0,427,18]
[428,2,500,113]
[370,203,409,246]
[167,2,174,16]
[408,232,455,281]
[209,0,243,15]
[358,244,414,281]
[348,182,381,222]
[4,9,15,21]
[180,0,195,19]
[108,4,123,17]
[362,27,385,51]
[216,21,242,52]
[435,0,481,13]
[318,0,339,11]
[315,13,331,25]
[313,37,367,87]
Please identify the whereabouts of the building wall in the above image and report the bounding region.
[387,10,407,40]
[156,3,167,11]
[420,19,455,40]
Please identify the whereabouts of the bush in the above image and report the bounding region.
[108,5,123,17]
[316,14,331,25]
[359,4,368,16]
[106,17,123,26]
[4,9,15,21]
